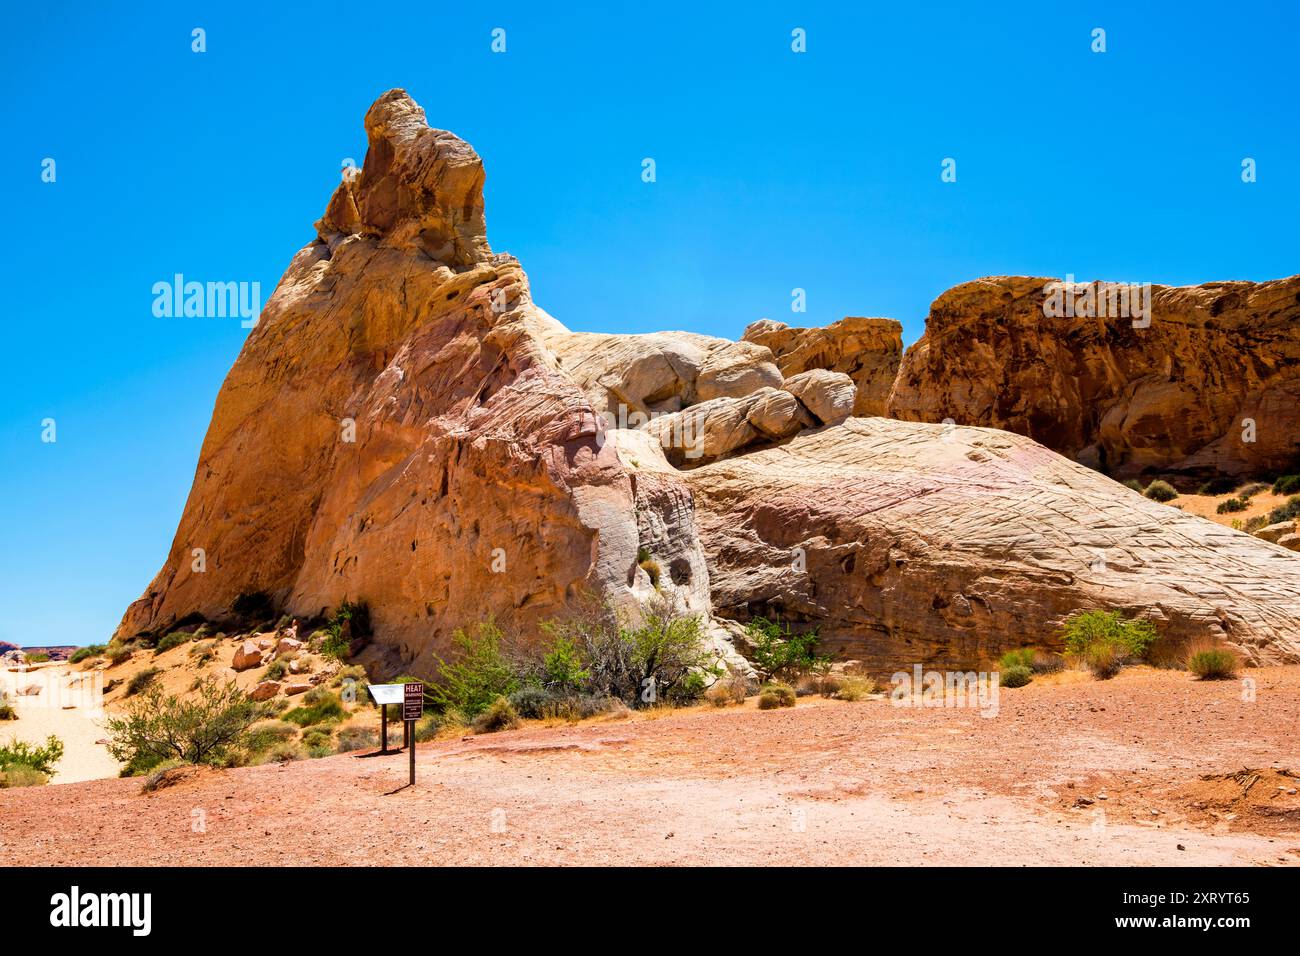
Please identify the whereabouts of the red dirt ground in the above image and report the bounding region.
[2,666,1298,866]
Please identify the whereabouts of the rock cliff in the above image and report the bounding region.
[888,275,1300,484]
[117,91,1300,672]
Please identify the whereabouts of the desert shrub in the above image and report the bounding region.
[107,680,256,773]
[666,669,709,705]
[1143,480,1178,502]
[256,742,303,764]
[126,667,162,697]
[263,658,289,681]
[1061,610,1159,660]
[332,664,368,686]
[319,601,371,661]
[301,726,333,756]
[757,683,797,709]
[998,648,1036,671]
[231,591,274,622]
[1267,495,1300,525]
[1031,651,1066,674]
[539,634,591,694]
[1188,647,1240,680]
[744,617,827,682]
[1196,477,1238,496]
[69,645,106,664]
[1083,642,1125,679]
[704,672,749,707]
[1271,475,1300,496]
[471,696,521,734]
[107,644,133,666]
[1237,482,1270,499]
[1216,497,1248,514]
[0,765,50,788]
[1121,479,1143,492]
[412,715,442,741]
[283,692,346,727]
[335,725,379,752]
[507,685,554,719]
[833,676,876,701]
[244,719,297,754]
[154,631,191,655]
[1000,664,1033,688]
[429,621,518,718]
[0,735,64,775]
[0,693,15,721]
[190,642,216,666]
[1243,514,1270,533]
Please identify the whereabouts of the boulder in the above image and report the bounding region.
[1254,521,1296,544]
[744,316,902,416]
[231,641,264,672]
[250,682,281,701]
[283,682,312,696]
[745,387,810,440]
[276,637,304,656]
[1279,534,1300,552]
[782,369,856,425]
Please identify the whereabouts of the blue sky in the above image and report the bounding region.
[2,1,1296,647]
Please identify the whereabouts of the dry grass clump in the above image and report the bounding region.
[704,672,749,707]
[471,696,521,734]
[1186,640,1241,680]
[757,683,796,710]
[832,676,876,701]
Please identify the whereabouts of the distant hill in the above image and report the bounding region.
[20,645,77,662]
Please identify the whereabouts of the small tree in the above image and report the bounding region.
[744,617,827,682]
[1061,610,1158,659]
[429,620,519,718]
[106,679,257,773]
[0,735,64,775]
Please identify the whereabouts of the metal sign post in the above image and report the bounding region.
[403,682,423,786]
[366,683,407,755]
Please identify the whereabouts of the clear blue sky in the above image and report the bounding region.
[2,1,1296,647]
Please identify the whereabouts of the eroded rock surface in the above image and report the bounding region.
[888,275,1300,483]
[117,90,1300,675]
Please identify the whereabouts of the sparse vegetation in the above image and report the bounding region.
[1216,497,1248,514]
[1143,480,1178,502]
[832,676,876,701]
[69,644,106,664]
[757,682,797,709]
[1000,664,1033,687]
[744,617,827,682]
[1083,641,1125,679]
[335,725,379,752]
[1060,610,1159,679]
[0,765,50,788]
[24,652,50,664]
[0,735,64,777]
[319,601,370,661]
[1121,478,1143,492]
[0,692,15,721]
[106,680,257,775]
[154,631,191,655]
[107,643,133,666]
[283,690,346,727]
[1267,495,1300,525]
[1237,482,1270,499]
[126,667,162,697]
[1187,645,1240,680]
[704,671,749,707]
[637,547,662,588]
[1271,475,1300,496]
[429,620,519,718]
[471,696,522,734]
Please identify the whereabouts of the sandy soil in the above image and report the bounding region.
[1170,489,1290,529]
[1,664,120,784]
[1,665,1297,866]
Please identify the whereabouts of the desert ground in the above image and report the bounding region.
[0,663,118,784]
[2,665,1296,867]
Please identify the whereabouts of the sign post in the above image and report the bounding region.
[403,682,423,787]
[366,684,407,755]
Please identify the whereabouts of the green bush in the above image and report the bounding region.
[25,653,50,664]
[833,676,876,701]
[1143,480,1178,502]
[154,631,192,655]
[429,621,519,718]
[0,735,64,775]
[1121,478,1143,492]
[69,645,106,664]
[744,617,827,682]
[1083,642,1125,679]
[283,692,346,727]
[471,696,521,734]
[126,667,162,697]
[1216,497,1248,514]
[1237,482,1270,499]
[1271,475,1300,496]
[998,648,1036,671]
[1000,664,1032,688]
[1267,495,1300,525]
[540,634,590,694]
[319,601,371,661]
[0,765,50,788]
[263,658,290,681]
[244,719,298,754]
[1061,610,1158,660]
[107,644,133,667]
[335,725,379,752]
[757,683,797,709]
[106,680,256,772]
[1188,648,1239,680]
